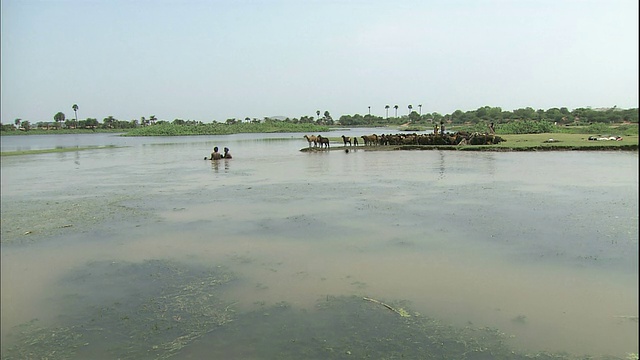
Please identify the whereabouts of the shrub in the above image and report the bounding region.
[497,120,555,134]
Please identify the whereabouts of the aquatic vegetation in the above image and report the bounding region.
[4,272,631,359]
[2,259,236,360]
[0,194,155,245]
[0,145,120,157]
[195,295,627,360]
[122,122,329,136]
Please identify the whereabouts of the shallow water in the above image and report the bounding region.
[1,130,638,358]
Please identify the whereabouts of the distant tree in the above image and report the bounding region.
[72,104,79,128]
[85,118,99,128]
[571,108,587,123]
[297,116,309,124]
[368,106,371,115]
[550,109,562,120]
[620,108,639,123]
[385,105,390,119]
[150,115,157,125]
[512,107,536,121]
[451,110,464,124]
[14,118,21,129]
[418,104,422,115]
[408,104,413,114]
[54,112,65,128]
[487,107,503,121]
[430,112,443,123]
[322,111,333,125]
[103,116,116,128]
[1,123,16,131]
[394,105,398,117]
[316,110,321,119]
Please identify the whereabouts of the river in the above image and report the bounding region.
[1,130,638,359]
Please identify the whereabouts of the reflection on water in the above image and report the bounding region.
[211,158,231,173]
[1,132,638,359]
[438,150,445,179]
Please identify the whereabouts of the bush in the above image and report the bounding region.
[613,124,639,136]
[497,120,555,134]
[122,122,330,136]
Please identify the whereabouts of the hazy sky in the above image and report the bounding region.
[2,0,638,123]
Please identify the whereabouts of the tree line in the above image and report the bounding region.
[338,106,638,127]
[2,105,637,132]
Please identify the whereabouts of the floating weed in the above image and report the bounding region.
[187,295,628,360]
[3,264,631,360]
[2,259,235,360]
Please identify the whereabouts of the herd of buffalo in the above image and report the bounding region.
[304,132,506,149]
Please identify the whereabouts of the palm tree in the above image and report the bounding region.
[385,105,390,119]
[72,104,79,129]
[14,118,21,129]
[368,106,371,115]
[408,104,413,114]
[150,115,157,125]
[418,104,422,115]
[394,105,398,117]
[316,110,321,120]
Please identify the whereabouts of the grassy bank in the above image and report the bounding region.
[121,122,330,136]
[487,133,638,150]
[308,133,638,152]
[0,123,330,137]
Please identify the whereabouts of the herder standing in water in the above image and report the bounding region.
[223,147,232,159]
[210,146,223,160]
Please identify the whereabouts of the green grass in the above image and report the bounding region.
[490,133,638,150]
[121,123,329,136]
[315,133,638,152]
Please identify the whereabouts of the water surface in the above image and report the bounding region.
[1,131,638,358]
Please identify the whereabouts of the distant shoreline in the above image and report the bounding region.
[301,133,639,152]
[300,144,639,152]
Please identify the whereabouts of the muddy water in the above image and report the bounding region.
[1,131,638,358]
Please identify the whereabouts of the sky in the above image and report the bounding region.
[1,0,638,124]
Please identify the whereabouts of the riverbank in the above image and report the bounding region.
[300,133,639,152]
